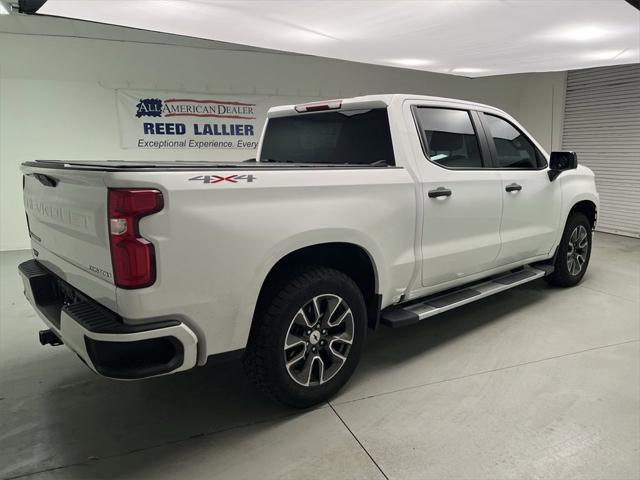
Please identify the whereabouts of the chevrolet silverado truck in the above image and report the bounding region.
[19,94,598,407]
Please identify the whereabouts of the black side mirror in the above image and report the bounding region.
[548,151,578,181]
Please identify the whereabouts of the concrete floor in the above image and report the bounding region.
[1,232,638,480]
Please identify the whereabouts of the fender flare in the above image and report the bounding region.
[231,228,386,347]
[552,193,599,254]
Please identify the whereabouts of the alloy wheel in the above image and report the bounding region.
[283,294,354,387]
[567,225,588,276]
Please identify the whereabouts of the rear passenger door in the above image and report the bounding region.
[411,106,503,288]
[479,112,562,264]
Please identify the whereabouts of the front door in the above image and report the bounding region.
[411,106,503,288]
[479,113,562,264]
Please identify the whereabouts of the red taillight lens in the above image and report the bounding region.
[108,189,163,289]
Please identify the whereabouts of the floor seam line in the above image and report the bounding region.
[334,338,640,406]
[577,283,640,302]
[327,401,389,480]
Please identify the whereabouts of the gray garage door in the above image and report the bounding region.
[562,64,640,238]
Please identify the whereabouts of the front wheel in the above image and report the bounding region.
[545,212,592,287]
[243,267,366,408]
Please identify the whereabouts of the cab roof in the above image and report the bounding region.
[267,94,508,118]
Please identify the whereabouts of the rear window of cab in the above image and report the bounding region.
[260,109,395,166]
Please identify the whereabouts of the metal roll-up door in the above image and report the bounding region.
[562,64,640,238]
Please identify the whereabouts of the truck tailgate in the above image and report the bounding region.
[22,165,117,310]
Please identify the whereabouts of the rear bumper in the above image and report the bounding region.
[19,259,198,379]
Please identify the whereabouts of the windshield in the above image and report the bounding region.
[259,108,395,165]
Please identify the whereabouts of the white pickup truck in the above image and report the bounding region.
[19,94,598,407]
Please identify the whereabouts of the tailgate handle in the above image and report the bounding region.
[33,173,58,187]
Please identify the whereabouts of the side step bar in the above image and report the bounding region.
[381,266,549,328]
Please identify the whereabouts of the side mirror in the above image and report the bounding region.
[548,151,578,181]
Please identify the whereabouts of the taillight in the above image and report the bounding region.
[108,189,164,289]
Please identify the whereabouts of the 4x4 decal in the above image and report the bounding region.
[189,174,256,184]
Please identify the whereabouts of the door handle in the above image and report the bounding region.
[428,187,452,198]
[505,183,522,193]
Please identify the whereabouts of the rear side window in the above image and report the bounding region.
[414,107,483,169]
[482,113,546,169]
[260,109,395,165]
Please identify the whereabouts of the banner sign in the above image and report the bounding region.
[116,90,270,150]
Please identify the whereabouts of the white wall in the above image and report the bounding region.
[0,19,566,251]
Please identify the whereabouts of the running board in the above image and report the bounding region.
[381,266,548,328]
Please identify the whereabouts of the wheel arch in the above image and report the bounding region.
[568,199,598,230]
[549,196,598,261]
[252,242,382,334]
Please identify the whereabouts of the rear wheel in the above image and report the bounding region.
[545,212,592,287]
[243,267,366,408]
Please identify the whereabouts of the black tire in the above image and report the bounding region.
[243,266,366,408]
[545,212,592,287]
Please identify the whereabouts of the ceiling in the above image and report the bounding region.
[0,10,281,53]
[38,0,640,77]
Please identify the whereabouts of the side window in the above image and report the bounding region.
[414,107,484,168]
[482,113,546,169]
